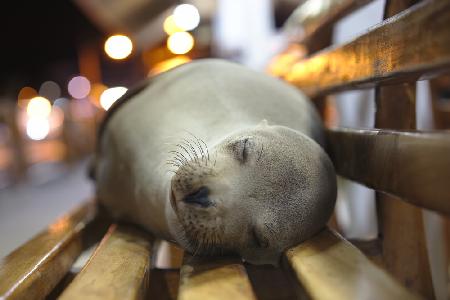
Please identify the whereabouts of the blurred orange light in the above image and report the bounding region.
[267,44,307,78]
[149,56,192,76]
[167,32,194,55]
[104,35,133,60]
[27,96,52,118]
[163,15,184,35]
[89,83,108,108]
[18,87,38,108]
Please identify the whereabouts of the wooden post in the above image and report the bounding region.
[375,1,434,298]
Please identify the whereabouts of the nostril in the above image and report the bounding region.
[183,186,211,207]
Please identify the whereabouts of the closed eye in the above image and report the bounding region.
[251,227,269,248]
[231,137,252,163]
[242,138,249,162]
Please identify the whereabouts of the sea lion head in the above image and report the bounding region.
[169,121,336,265]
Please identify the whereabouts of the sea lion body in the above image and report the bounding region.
[95,59,336,264]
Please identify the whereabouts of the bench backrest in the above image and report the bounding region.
[271,0,450,298]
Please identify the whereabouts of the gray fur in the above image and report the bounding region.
[95,59,337,265]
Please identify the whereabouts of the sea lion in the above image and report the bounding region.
[94,59,336,265]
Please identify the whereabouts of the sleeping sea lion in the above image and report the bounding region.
[94,59,336,265]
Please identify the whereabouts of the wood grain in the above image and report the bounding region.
[178,255,257,300]
[0,200,97,299]
[284,0,373,45]
[374,1,435,295]
[277,0,450,97]
[284,228,422,300]
[373,2,435,297]
[59,224,152,300]
[326,128,450,214]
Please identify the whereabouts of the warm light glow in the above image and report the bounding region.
[173,4,200,31]
[267,44,307,78]
[163,15,184,35]
[100,87,128,110]
[68,76,91,99]
[50,106,65,129]
[89,83,108,108]
[167,32,194,55]
[18,86,38,108]
[26,117,50,140]
[27,96,52,118]
[104,35,133,60]
[149,56,192,76]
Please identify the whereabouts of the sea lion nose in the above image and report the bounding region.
[183,186,211,207]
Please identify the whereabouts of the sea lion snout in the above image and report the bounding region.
[170,160,216,211]
[182,186,212,207]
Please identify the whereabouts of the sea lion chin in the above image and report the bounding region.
[95,59,337,265]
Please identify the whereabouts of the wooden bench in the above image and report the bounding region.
[1,0,449,299]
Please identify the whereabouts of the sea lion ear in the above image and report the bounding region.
[257,119,269,127]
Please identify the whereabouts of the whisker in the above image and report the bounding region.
[169,150,188,164]
[182,138,199,164]
[198,137,210,165]
[190,136,206,165]
[177,143,194,163]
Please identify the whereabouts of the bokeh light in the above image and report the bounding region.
[39,81,61,100]
[89,83,108,108]
[50,106,65,129]
[68,76,91,99]
[53,97,69,109]
[100,87,128,110]
[163,15,185,35]
[27,96,52,118]
[167,32,195,55]
[149,56,191,76]
[173,4,200,31]
[26,118,50,141]
[18,87,38,108]
[104,35,133,60]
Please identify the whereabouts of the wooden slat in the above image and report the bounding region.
[0,200,97,299]
[178,255,257,300]
[326,128,450,214]
[284,0,373,45]
[374,1,434,296]
[60,224,152,300]
[277,0,450,97]
[284,228,421,300]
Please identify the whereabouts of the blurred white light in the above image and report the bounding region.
[100,87,127,110]
[27,96,52,118]
[26,117,50,140]
[167,32,194,55]
[68,76,91,99]
[173,4,200,31]
[39,81,61,100]
[104,35,133,60]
